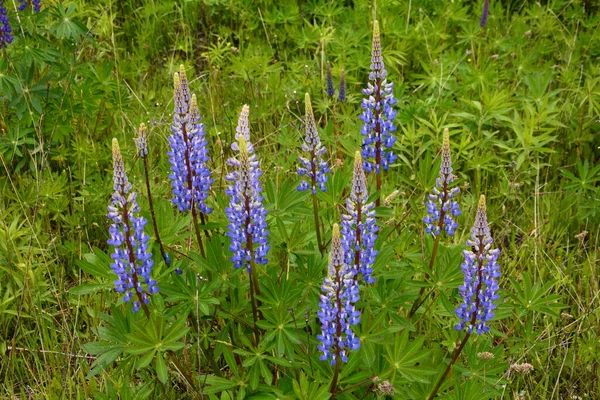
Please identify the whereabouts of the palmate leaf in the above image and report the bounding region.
[83,306,134,377]
[291,371,331,400]
[384,331,435,383]
[77,247,114,280]
[0,61,20,99]
[509,272,566,318]
[125,314,189,355]
[49,3,88,41]
[203,375,240,395]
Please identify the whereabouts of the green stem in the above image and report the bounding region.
[191,207,206,258]
[248,263,261,346]
[428,333,471,400]
[142,155,169,265]
[408,233,441,317]
[336,377,376,397]
[330,355,342,397]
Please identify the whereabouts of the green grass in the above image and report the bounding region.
[1,0,600,398]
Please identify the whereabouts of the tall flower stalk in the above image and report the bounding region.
[428,195,500,399]
[297,93,330,254]
[317,223,360,395]
[341,152,378,284]
[225,105,269,341]
[480,0,490,28]
[337,69,346,103]
[326,61,335,98]
[360,20,397,206]
[135,123,173,272]
[107,139,158,318]
[409,129,461,317]
[168,65,213,257]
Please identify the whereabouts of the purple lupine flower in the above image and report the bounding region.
[455,195,500,334]
[423,128,461,236]
[341,152,378,284]
[18,0,41,12]
[107,139,158,313]
[0,1,13,49]
[225,105,270,272]
[338,69,346,103]
[317,223,360,365]
[326,61,335,98]
[480,0,490,28]
[360,20,398,174]
[297,93,330,194]
[135,122,149,157]
[167,65,213,215]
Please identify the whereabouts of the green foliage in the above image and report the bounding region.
[1,0,599,399]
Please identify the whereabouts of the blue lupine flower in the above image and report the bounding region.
[424,128,461,236]
[225,105,270,272]
[341,152,378,284]
[338,69,346,103]
[326,61,335,98]
[480,0,490,27]
[167,65,213,215]
[317,223,360,365]
[18,0,41,12]
[297,93,330,194]
[107,139,158,312]
[455,195,500,334]
[360,20,397,174]
[0,2,13,49]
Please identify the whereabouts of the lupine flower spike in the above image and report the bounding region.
[480,0,490,28]
[297,93,330,194]
[326,61,335,98]
[168,66,212,257]
[0,1,13,49]
[338,69,346,103]
[360,20,398,186]
[107,139,158,316]
[455,195,500,334]
[424,128,461,237]
[297,93,329,253]
[341,152,378,284]
[18,0,42,12]
[428,195,500,400]
[135,123,173,271]
[168,66,212,215]
[317,223,360,366]
[225,105,270,273]
[409,129,462,318]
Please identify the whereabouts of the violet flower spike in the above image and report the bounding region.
[423,128,461,236]
[341,152,378,284]
[167,65,213,215]
[326,61,335,98]
[455,195,501,334]
[297,93,330,194]
[0,1,13,49]
[225,105,270,272]
[107,139,158,313]
[480,0,490,28]
[135,121,149,157]
[360,20,398,174]
[338,69,346,103]
[317,223,361,365]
